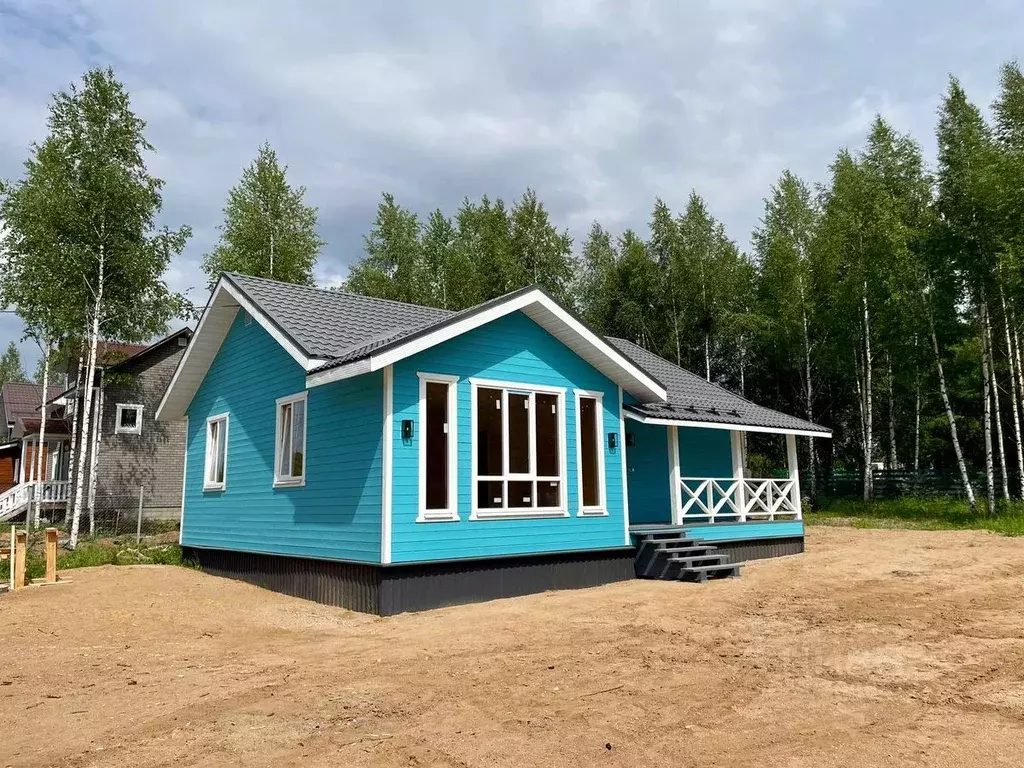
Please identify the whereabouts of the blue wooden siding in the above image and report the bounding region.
[182,311,383,562]
[390,311,626,562]
[681,520,804,541]
[625,421,672,524]
[679,426,734,477]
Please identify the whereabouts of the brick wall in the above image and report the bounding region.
[93,340,187,520]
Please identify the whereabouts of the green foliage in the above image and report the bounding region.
[808,498,1024,536]
[0,342,27,386]
[202,143,323,289]
[0,67,191,346]
[24,540,186,580]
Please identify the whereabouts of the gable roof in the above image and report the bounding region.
[156,275,667,421]
[607,337,831,436]
[103,327,192,374]
[1,382,64,426]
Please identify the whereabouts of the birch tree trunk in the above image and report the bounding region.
[704,333,711,382]
[980,304,996,514]
[70,244,104,549]
[862,283,873,501]
[801,302,817,501]
[854,348,869,498]
[87,382,102,535]
[914,376,921,475]
[929,299,976,511]
[32,342,50,528]
[887,354,897,469]
[1002,288,1024,499]
[65,351,84,526]
[984,303,1010,501]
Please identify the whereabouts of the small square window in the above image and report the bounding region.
[115,404,143,435]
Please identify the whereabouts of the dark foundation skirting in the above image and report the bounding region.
[709,536,804,563]
[182,546,636,616]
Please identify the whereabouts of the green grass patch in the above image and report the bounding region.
[23,540,188,581]
[806,497,1024,536]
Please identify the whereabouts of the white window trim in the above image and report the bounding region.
[574,389,608,517]
[274,391,308,488]
[417,372,460,522]
[203,412,229,492]
[469,377,569,520]
[114,403,144,435]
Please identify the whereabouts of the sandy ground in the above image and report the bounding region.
[2,527,1024,768]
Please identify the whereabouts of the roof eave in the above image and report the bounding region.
[623,409,832,438]
[156,276,328,422]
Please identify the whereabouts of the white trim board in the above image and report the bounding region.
[381,365,394,564]
[573,388,607,517]
[623,409,831,438]
[306,288,667,403]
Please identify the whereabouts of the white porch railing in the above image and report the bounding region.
[0,481,71,522]
[679,477,800,523]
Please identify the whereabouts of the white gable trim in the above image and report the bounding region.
[623,409,831,438]
[156,277,328,422]
[305,288,667,403]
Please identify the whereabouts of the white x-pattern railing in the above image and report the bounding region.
[679,477,800,522]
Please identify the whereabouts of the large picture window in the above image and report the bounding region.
[204,413,228,491]
[575,390,606,514]
[275,392,307,486]
[418,373,459,521]
[471,379,566,518]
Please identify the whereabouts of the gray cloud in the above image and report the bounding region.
[1,0,1023,369]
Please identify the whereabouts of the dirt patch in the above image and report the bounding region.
[2,527,1024,767]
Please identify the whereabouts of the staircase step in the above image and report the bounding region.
[679,562,743,583]
[658,544,718,554]
[642,536,698,547]
[669,554,729,567]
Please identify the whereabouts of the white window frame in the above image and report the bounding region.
[574,389,608,516]
[115,403,144,435]
[469,377,568,520]
[274,391,308,488]
[417,373,460,522]
[203,412,229,491]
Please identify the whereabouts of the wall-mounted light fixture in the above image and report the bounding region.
[608,432,618,450]
[402,419,414,440]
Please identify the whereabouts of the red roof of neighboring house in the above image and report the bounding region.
[16,417,71,436]
[0,382,64,426]
[97,341,150,366]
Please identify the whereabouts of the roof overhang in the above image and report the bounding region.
[624,409,832,438]
[155,276,328,422]
[305,287,668,403]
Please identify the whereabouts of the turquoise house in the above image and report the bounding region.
[157,274,830,615]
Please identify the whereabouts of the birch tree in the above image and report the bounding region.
[201,143,323,289]
[3,68,190,547]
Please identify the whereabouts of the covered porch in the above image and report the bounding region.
[623,416,809,542]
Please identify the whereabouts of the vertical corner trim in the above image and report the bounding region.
[618,386,630,545]
[381,365,394,564]
[179,415,189,546]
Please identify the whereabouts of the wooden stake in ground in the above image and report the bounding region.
[45,527,58,584]
[14,529,26,590]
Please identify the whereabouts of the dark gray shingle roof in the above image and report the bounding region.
[226,273,454,360]
[607,337,830,434]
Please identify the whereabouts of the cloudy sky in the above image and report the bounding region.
[0,0,1021,372]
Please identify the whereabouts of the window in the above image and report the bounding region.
[575,390,606,515]
[115,404,143,435]
[418,373,459,521]
[275,392,307,486]
[471,379,566,518]
[204,413,228,491]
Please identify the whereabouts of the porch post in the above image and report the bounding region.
[786,433,802,520]
[731,430,746,522]
[668,425,681,525]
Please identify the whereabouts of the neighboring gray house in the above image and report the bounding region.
[82,329,193,523]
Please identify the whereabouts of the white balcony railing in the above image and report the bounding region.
[0,481,71,522]
[679,477,800,523]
